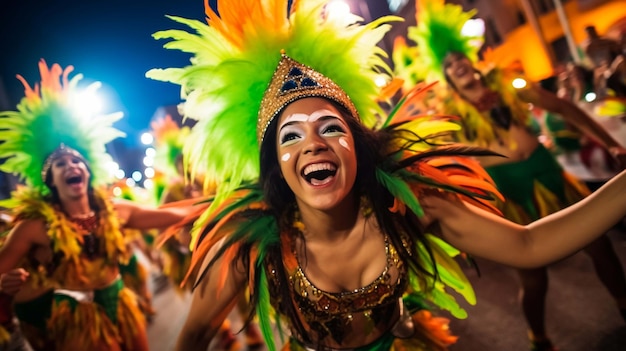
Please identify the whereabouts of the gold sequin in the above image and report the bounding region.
[257,54,359,144]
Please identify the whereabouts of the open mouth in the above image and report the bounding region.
[66,175,83,185]
[302,162,337,186]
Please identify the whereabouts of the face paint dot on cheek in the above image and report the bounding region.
[339,137,350,150]
[281,153,291,162]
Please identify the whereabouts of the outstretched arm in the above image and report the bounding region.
[518,84,624,152]
[175,239,247,350]
[114,200,192,230]
[422,170,626,268]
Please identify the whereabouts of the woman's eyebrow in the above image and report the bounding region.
[279,114,343,132]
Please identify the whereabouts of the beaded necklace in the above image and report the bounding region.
[68,212,98,232]
[68,212,100,259]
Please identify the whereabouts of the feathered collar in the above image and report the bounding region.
[4,186,127,265]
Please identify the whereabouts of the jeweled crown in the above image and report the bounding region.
[257,54,359,144]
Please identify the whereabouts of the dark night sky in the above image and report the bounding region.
[0,0,214,147]
[0,0,389,173]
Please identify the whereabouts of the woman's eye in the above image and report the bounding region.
[280,132,300,145]
[322,124,345,135]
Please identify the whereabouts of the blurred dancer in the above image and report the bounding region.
[397,2,626,350]
[151,116,263,350]
[0,60,200,350]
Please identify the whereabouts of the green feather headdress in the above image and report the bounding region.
[147,2,505,349]
[146,0,401,208]
[0,60,125,194]
[407,0,482,80]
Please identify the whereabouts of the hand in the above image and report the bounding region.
[0,268,29,295]
[418,187,459,227]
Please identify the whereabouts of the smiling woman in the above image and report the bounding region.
[145,1,626,351]
[276,98,358,212]
[145,0,506,350]
[395,2,626,350]
[0,60,201,351]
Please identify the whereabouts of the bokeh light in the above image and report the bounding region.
[141,132,154,145]
[512,78,527,89]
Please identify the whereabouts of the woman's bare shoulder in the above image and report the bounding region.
[8,218,49,246]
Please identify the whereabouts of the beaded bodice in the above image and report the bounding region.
[275,235,408,347]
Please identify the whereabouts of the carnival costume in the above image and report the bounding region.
[148,0,503,350]
[392,3,626,351]
[397,0,591,224]
[0,61,145,350]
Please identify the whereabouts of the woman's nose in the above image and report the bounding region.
[303,135,328,155]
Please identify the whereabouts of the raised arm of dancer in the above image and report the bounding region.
[175,239,247,351]
[423,170,626,268]
[518,84,625,154]
[114,200,193,230]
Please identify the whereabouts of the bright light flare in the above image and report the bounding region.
[72,82,104,116]
[143,179,154,190]
[141,132,154,145]
[143,156,154,167]
[462,18,485,38]
[327,0,351,17]
[125,178,136,187]
[374,74,388,88]
[584,92,596,102]
[512,78,527,89]
[114,169,126,180]
[132,171,143,182]
[145,147,156,158]
[112,187,122,197]
[144,167,155,179]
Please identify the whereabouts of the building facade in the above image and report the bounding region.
[387,0,626,80]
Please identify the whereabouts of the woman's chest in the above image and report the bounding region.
[297,236,389,293]
[289,234,405,313]
[276,238,407,346]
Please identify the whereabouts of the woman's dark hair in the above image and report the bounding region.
[255,99,439,342]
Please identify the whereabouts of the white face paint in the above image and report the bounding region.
[278,109,337,130]
[279,109,336,162]
[339,137,350,151]
[275,97,358,212]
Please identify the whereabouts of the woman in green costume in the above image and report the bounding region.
[396,1,626,350]
[0,60,199,350]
